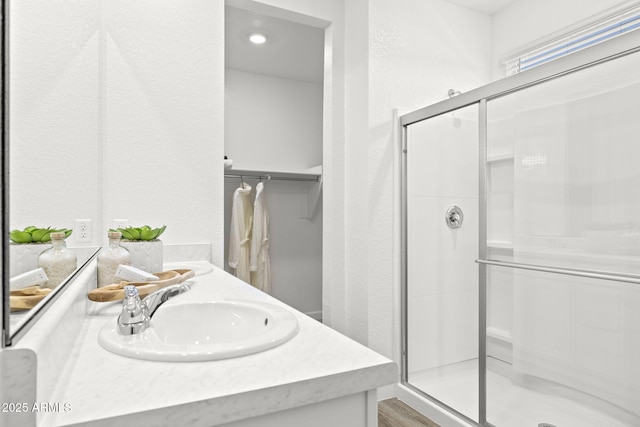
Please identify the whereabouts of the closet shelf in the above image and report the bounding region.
[225,167,322,219]
[224,168,322,182]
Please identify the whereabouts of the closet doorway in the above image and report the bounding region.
[223,3,324,321]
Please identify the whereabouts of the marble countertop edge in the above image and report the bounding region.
[36,263,398,427]
[55,362,397,427]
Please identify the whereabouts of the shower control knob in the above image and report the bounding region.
[446,206,463,229]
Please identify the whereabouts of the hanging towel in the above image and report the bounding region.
[228,183,253,283]
[250,181,271,294]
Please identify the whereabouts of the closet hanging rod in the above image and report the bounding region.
[224,173,320,182]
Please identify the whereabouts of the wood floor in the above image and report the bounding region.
[378,398,441,427]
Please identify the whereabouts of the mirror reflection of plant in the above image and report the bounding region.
[9,226,73,243]
[110,225,166,241]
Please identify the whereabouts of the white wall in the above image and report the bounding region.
[224,69,322,171]
[224,68,323,317]
[366,0,492,361]
[102,0,224,266]
[9,0,101,240]
[342,0,370,345]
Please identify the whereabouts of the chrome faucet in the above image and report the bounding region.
[117,283,191,335]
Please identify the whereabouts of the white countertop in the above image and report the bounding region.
[46,264,397,426]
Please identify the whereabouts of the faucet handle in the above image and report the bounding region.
[117,283,191,335]
[124,285,139,298]
[117,285,148,335]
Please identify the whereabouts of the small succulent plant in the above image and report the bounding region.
[111,225,166,241]
[10,226,73,243]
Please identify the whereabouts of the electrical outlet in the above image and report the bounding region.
[113,219,128,229]
[75,219,92,242]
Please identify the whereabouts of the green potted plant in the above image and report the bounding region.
[9,226,73,277]
[10,226,73,244]
[110,225,166,274]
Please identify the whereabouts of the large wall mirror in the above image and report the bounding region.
[2,1,102,346]
[2,0,225,346]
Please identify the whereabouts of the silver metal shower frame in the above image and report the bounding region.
[399,29,640,427]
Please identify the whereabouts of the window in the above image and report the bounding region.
[506,3,640,75]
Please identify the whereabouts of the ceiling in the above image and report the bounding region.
[224,1,518,84]
[225,6,325,84]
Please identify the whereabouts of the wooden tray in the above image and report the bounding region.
[10,286,53,312]
[87,269,195,302]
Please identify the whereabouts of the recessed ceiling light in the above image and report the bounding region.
[248,32,268,45]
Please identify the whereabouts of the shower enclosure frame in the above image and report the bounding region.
[399,29,640,427]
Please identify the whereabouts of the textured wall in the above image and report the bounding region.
[9,0,101,241]
[101,0,225,266]
[367,0,492,359]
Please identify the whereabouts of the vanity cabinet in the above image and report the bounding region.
[0,262,396,427]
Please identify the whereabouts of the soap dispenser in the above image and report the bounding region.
[38,232,77,289]
[97,231,131,287]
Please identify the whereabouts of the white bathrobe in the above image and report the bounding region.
[228,183,253,283]
[250,182,271,294]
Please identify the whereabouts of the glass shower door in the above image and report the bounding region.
[405,104,480,423]
[485,46,640,427]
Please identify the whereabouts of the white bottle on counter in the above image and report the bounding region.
[37,232,77,290]
[97,231,131,287]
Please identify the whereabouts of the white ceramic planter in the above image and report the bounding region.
[10,243,50,277]
[119,240,163,274]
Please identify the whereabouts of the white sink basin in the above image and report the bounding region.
[98,300,299,362]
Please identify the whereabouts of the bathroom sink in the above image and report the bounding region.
[98,300,299,362]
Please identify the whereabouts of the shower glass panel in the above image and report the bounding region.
[405,104,479,423]
[485,49,640,427]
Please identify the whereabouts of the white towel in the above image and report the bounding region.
[228,183,253,283]
[250,182,271,294]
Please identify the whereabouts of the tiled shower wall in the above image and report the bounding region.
[406,105,479,373]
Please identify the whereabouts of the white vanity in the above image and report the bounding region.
[0,261,397,427]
